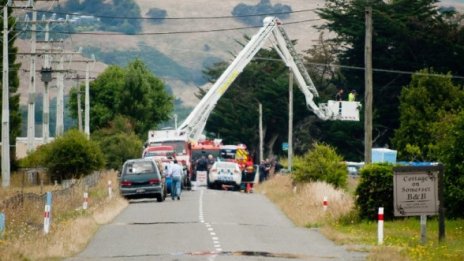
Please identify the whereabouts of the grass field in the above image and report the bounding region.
[255,174,464,261]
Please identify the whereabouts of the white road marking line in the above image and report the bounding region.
[200,189,222,258]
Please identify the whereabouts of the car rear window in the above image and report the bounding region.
[216,162,237,169]
[124,161,157,175]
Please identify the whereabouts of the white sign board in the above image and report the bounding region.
[394,167,439,216]
[196,171,207,186]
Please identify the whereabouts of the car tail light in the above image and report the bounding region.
[210,168,217,173]
[149,179,160,185]
[121,180,132,187]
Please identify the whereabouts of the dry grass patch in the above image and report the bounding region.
[255,174,353,227]
[0,170,128,261]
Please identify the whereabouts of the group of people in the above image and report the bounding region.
[335,88,357,101]
[195,154,215,173]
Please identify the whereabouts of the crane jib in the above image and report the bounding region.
[217,71,239,96]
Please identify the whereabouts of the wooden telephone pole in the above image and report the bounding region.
[364,6,373,164]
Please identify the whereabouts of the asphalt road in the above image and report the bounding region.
[68,187,366,261]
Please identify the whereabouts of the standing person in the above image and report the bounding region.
[259,160,266,183]
[348,90,357,101]
[335,88,344,101]
[207,154,216,170]
[196,155,208,172]
[170,159,183,200]
[264,159,271,180]
[335,88,344,115]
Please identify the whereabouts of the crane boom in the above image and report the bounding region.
[177,17,360,141]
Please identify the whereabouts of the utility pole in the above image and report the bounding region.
[288,69,294,172]
[259,102,263,163]
[55,56,64,136]
[2,3,10,187]
[84,55,95,138]
[76,75,82,131]
[364,6,373,164]
[42,21,50,144]
[27,4,37,152]
[84,62,90,137]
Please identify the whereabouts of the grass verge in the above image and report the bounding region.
[0,170,128,261]
[255,174,464,261]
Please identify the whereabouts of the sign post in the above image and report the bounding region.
[393,164,445,242]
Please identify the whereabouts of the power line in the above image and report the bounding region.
[253,57,464,79]
[17,18,322,36]
[35,8,318,21]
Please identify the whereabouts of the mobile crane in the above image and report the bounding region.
[176,16,360,141]
[147,16,361,182]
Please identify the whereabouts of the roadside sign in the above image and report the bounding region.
[196,171,207,186]
[282,143,288,151]
[393,165,440,216]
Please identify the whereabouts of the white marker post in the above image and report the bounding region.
[378,207,384,245]
[43,204,51,234]
[108,180,113,199]
[323,196,328,211]
[420,215,427,244]
[83,192,89,210]
[43,192,52,234]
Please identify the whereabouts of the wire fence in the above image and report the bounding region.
[0,171,105,235]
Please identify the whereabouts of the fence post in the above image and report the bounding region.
[378,207,384,245]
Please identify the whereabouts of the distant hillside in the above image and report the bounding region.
[63,0,326,106]
[16,0,462,108]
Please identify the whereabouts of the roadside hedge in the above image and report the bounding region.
[355,163,394,220]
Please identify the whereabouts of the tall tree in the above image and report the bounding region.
[431,110,464,218]
[392,70,464,160]
[69,59,173,138]
[0,2,21,167]
[317,0,464,147]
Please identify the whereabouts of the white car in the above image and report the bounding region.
[208,161,242,190]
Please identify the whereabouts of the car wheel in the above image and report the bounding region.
[156,194,163,202]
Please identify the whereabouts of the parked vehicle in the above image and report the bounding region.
[119,159,166,202]
[345,161,364,177]
[208,161,242,190]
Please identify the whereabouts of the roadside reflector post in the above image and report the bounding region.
[323,196,328,211]
[0,212,5,238]
[43,191,52,234]
[108,180,113,199]
[83,192,89,210]
[420,215,427,244]
[378,207,384,245]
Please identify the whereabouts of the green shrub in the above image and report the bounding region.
[18,143,52,168]
[95,133,143,170]
[91,115,144,170]
[44,129,105,181]
[355,163,394,220]
[291,143,347,188]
